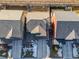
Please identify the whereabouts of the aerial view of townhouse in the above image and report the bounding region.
[0,0,79,59]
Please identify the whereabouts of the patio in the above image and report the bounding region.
[73,41,79,58]
[49,40,63,58]
[22,40,37,58]
[0,44,12,58]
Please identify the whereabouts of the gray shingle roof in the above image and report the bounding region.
[0,10,23,20]
[0,10,23,38]
[26,12,48,36]
[0,20,21,38]
[55,11,79,39]
[56,21,79,39]
[55,11,79,21]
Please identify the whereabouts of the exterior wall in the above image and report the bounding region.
[12,38,48,59]
[12,40,22,59]
[11,39,79,59]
